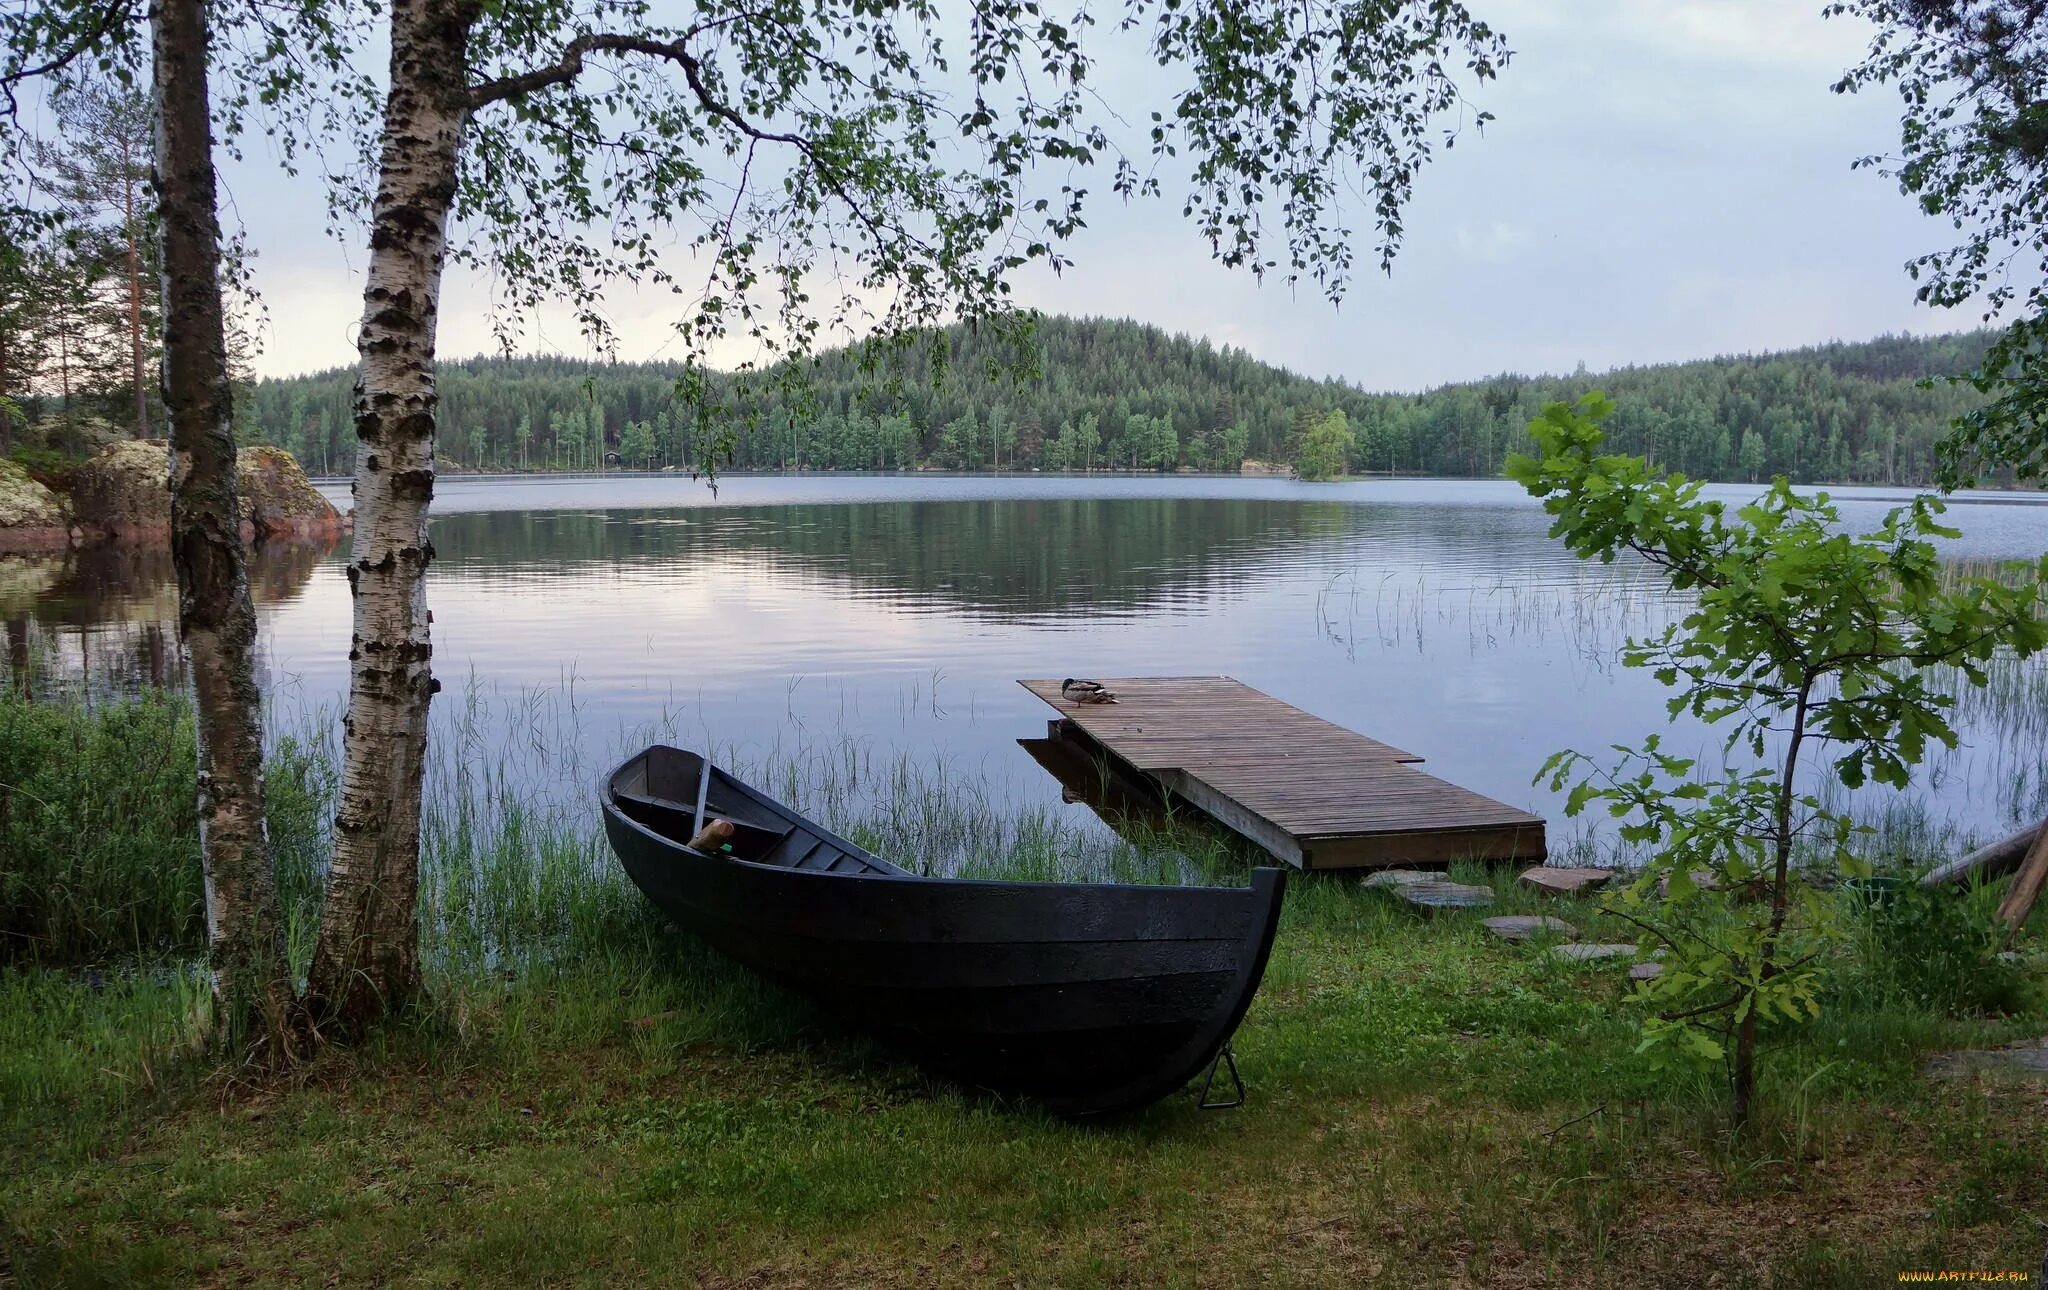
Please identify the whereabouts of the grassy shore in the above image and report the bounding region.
[3,687,2047,1287]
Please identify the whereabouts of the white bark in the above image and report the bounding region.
[309,0,471,1029]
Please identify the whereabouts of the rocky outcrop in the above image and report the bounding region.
[68,439,173,542]
[63,439,345,545]
[237,444,347,541]
[0,458,72,552]
[1239,458,1296,478]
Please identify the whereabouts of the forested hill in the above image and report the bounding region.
[243,316,1994,484]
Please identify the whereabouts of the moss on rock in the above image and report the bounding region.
[0,459,65,529]
[0,459,70,550]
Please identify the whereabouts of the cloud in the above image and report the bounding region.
[1454,222,1534,266]
[229,3,1956,393]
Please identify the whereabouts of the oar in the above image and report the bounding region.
[691,753,712,843]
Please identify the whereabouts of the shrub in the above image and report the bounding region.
[0,691,202,963]
[0,689,333,965]
[1837,879,2033,1017]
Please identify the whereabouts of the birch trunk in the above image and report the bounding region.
[308,0,472,1031]
[0,326,12,454]
[125,135,149,438]
[151,0,297,1053]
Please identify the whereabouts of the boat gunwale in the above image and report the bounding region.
[603,746,1281,898]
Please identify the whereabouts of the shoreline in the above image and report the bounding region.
[0,515,350,556]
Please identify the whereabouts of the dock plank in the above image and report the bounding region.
[1020,677,1545,870]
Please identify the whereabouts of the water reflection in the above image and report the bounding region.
[433,496,1635,621]
[10,477,2048,853]
[3,537,337,696]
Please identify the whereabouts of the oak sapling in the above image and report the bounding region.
[1508,393,2048,1125]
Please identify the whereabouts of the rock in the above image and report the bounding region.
[1362,869,1441,890]
[1550,942,1638,963]
[235,444,345,541]
[0,458,70,551]
[1923,1036,2048,1081]
[0,458,65,527]
[1628,961,1664,981]
[1656,869,1773,903]
[1399,880,1495,912]
[69,438,171,541]
[1658,869,1719,896]
[1519,866,1616,898]
[68,438,343,545]
[1483,914,1578,943]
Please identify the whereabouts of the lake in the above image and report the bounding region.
[10,472,2048,859]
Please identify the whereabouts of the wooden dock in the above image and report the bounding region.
[1019,676,1546,870]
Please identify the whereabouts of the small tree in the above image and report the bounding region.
[619,418,654,470]
[1508,394,2048,1124]
[1219,423,1251,473]
[34,81,158,438]
[1296,408,1351,480]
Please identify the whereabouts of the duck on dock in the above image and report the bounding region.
[1061,678,1119,705]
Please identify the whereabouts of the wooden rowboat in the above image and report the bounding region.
[601,745,1287,1116]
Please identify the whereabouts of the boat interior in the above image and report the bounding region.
[610,747,904,877]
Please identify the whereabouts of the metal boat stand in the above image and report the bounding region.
[1196,1044,1245,1110]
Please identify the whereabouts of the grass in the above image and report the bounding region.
[3,685,2048,1286]
[0,684,335,967]
[0,688,203,962]
[7,874,2046,1287]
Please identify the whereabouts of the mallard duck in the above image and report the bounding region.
[1061,678,1119,705]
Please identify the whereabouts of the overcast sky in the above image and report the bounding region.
[215,0,1967,391]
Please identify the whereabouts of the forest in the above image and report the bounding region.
[220,317,1995,485]
[0,97,1995,492]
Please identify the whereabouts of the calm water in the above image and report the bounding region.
[11,473,2048,853]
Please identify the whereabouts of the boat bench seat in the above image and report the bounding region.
[614,790,793,856]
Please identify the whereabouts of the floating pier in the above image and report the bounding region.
[1019,676,1546,870]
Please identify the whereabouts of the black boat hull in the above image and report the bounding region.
[602,746,1286,1116]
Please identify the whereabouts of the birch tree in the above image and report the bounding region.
[8,0,1514,1035]
[2,1,312,1054]
[151,0,299,1056]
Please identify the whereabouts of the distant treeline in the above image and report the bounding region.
[238,316,1995,484]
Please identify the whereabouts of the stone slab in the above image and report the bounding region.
[1628,961,1664,981]
[1550,942,1638,963]
[1483,915,1579,943]
[1519,867,1617,898]
[1399,881,1496,911]
[1362,869,1442,890]
[1923,1037,2048,1081]
[1658,869,1718,896]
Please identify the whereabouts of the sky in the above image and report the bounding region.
[213,0,1970,391]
